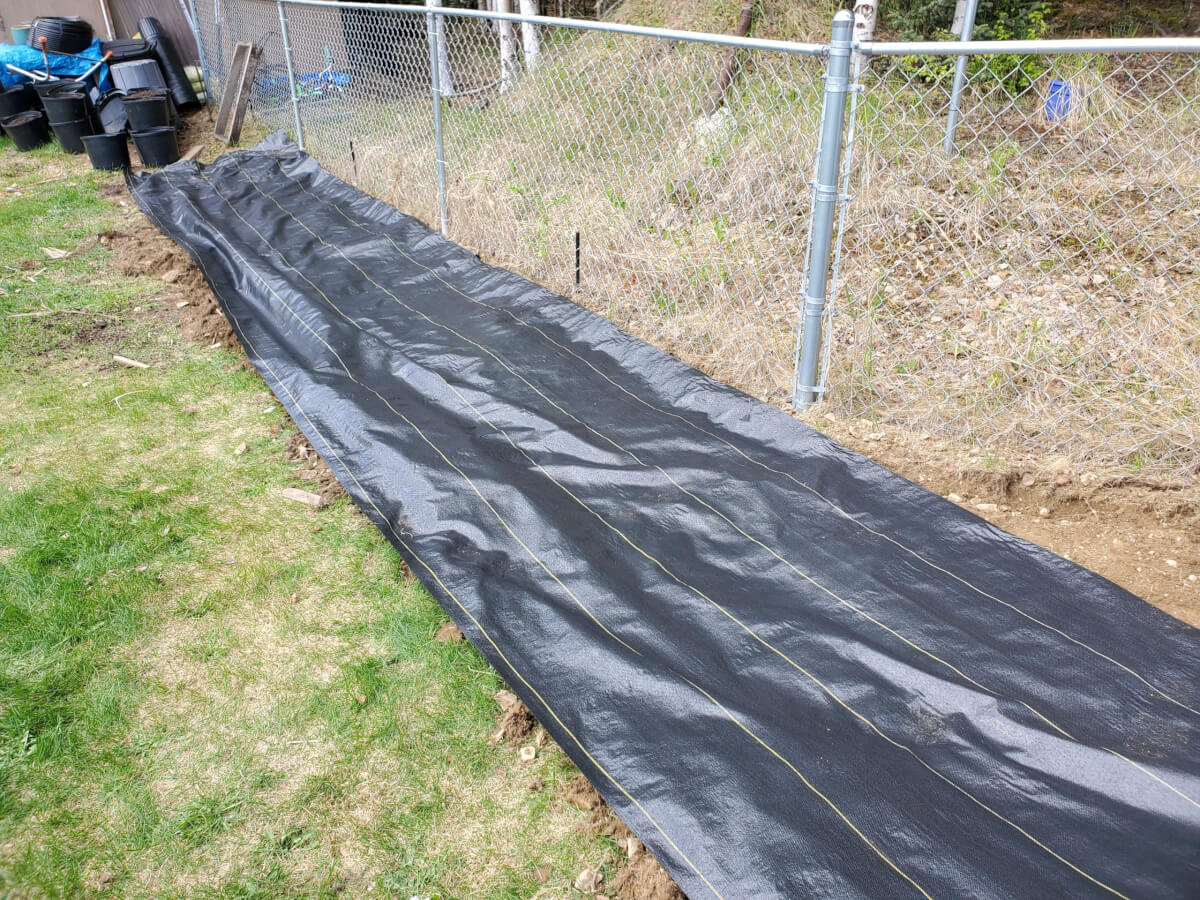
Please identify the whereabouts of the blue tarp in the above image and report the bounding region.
[0,38,110,89]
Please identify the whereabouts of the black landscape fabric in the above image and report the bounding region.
[129,134,1200,898]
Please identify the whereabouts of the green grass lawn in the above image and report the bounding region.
[0,139,617,898]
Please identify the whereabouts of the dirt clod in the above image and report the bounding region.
[434,620,465,643]
[563,774,686,900]
[490,689,537,746]
[283,431,348,503]
[610,855,687,900]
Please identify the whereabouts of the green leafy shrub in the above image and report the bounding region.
[887,0,1052,95]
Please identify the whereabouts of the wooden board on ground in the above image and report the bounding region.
[214,42,263,144]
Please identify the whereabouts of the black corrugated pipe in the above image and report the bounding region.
[137,16,199,110]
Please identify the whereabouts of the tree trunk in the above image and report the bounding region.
[519,0,540,71]
[704,0,755,116]
[497,0,520,91]
[851,0,879,71]
[428,0,454,95]
[952,0,970,36]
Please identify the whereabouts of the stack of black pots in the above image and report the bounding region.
[2,81,181,170]
[124,89,179,168]
[38,81,97,154]
[0,83,49,151]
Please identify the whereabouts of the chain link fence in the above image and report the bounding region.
[834,45,1200,477]
[185,1,1199,479]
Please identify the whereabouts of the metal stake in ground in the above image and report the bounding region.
[277,0,305,152]
[794,9,853,410]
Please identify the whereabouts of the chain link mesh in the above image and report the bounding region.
[833,49,1200,477]
[188,2,1199,478]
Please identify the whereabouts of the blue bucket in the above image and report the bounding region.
[11,24,32,45]
[1045,79,1078,122]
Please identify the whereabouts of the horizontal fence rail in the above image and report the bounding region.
[187,0,1199,479]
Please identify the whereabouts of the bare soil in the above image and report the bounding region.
[813,413,1200,627]
[283,431,349,504]
[489,689,537,747]
[101,220,239,352]
[564,774,687,900]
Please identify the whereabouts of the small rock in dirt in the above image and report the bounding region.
[234,442,248,456]
[1055,474,1071,487]
[182,405,199,415]
[355,693,367,705]
[1079,472,1096,486]
[161,268,182,284]
[519,745,537,763]
[574,868,603,892]
[1020,473,1035,487]
[434,620,465,644]
[1038,507,1051,518]
[1166,559,1178,567]
[946,493,964,503]
[176,300,189,308]
[86,871,115,891]
[974,502,999,513]
[1188,575,1196,582]
[281,487,326,509]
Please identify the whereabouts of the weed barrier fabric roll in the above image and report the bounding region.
[129,134,1200,898]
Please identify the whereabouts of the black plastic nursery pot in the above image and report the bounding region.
[81,131,130,170]
[95,91,128,134]
[33,79,71,104]
[0,84,36,120]
[1,110,51,151]
[41,90,88,125]
[124,93,170,131]
[51,116,95,154]
[131,125,178,167]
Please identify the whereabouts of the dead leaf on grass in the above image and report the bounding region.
[41,247,70,259]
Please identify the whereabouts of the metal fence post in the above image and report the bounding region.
[794,9,854,411]
[276,0,305,151]
[942,0,979,155]
[183,0,214,112]
[426,1,450,235]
